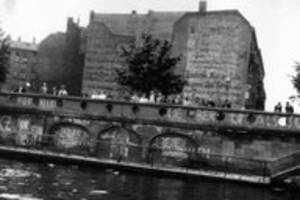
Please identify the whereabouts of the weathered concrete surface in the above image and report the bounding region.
[80,9,265,109]
[0,146,270,184]
[0,93,300,182]
[0,92,299,162]
[172,11,265,109]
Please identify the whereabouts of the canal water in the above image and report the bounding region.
[0,159,298,200]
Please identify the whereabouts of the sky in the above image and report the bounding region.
[0,0,300,111]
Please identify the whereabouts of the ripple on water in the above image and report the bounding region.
[89,190,108,195]
[0,169,40,179]
[0,193,42,200]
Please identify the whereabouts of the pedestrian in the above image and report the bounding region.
[58,85,68,96]
[285,102,294,114]
[52,86,57,95]
[16,85,26,93]
[149,90,155,103]
[274,102,282,112]
[40,82,48,94]
[139,94,148,103]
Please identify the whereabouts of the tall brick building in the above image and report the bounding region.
[172,4,265,109]
[81,2,265,109]
[81,10,185,95]
[36,18,84,95]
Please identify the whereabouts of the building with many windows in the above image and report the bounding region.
[4,37,38,91]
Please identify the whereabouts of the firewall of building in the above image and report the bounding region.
[39,2,265,110]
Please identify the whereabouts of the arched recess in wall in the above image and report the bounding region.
[148,132,198,167]
[96,126,142,162]
[47,122,90,152]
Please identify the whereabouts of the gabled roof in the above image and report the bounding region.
[10,40,38,52]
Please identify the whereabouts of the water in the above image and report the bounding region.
[0,159,298,200]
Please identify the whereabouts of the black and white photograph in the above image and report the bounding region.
[0,0,299,199]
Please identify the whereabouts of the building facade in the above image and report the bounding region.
[4,38,38,91]
[39,1,265,109]
[36,18,85,95]
[172,6,265,109]
[80,2,265,109]
[81,10,184,96]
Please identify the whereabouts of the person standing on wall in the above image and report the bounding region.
[40,82,48,94]
[58,85,68,96]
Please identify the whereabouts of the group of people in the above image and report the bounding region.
[40,82,68,96]
[14,83,232,108]
[15,82,68,96]
[89,90,232,108]
[274,101,294,114]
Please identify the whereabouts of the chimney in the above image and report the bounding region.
[17,36,21,42]
[148,9,153,16]
[89,10,95,22]
[67,17,74,25]
[199,1,207,13]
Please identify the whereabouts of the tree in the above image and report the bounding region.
[0,28,9,83]
[291,62,300,93]
[116,34,186,96]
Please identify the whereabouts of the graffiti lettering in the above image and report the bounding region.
[16,97,32,106]
[54,126,88,149]
[39,99,56,109]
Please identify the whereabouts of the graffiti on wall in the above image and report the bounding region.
[100,128,132,159]
[52,124,89,149]
[16,118,43,146]
[194,110,300,130]
[39,98,57,109]
[185,23,246,106]
[16,97,33,106]
[0,116,14,138]
[0,115,43,146]
[161,137,189,158]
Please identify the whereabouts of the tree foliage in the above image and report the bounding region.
[116,34,186,96]
[0,29,9,83]
[292,62,300,93]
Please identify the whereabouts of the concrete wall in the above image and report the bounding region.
[173,11,258,109]
[81,22,134,95]
[0,93,299,163]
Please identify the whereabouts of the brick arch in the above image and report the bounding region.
[97,126,142,144]
[96,126,142,162]
[149,132,198,149]
[48,122,90,136]
[46,122,90,150]
[148,132,198,166]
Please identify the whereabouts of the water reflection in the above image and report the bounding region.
[0,159,298,200]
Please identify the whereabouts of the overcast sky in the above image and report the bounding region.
[1,0,300,111]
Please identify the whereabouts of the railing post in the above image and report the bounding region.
[263,161,266,182]
[225,156,229,175]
